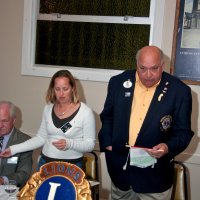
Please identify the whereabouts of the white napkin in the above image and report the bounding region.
[0,186,9,200]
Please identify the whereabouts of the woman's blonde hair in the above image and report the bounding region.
[46,70,79,104]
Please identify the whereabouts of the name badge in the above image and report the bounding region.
[7,156,18,164]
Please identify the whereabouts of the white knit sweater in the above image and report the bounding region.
[10,102,96,159]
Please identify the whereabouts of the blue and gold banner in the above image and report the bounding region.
[18,162,92,200]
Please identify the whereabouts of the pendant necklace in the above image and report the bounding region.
[57,103,72,116]
[58,108,68,116]
[59,111,66,116]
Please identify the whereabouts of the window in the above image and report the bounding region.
[21,0,165,82]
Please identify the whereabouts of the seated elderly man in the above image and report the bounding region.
[0,101,33,188]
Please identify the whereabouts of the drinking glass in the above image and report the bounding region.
[4,180,18,199]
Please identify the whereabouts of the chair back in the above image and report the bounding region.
[83,151,98,181]
[83,151,99,200]
[171,161,188,200]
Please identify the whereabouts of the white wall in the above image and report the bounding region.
[0,1,200,200]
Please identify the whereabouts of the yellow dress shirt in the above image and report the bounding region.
[129,73,159,146]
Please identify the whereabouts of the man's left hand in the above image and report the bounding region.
[145,143,168,158]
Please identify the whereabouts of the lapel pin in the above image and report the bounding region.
[123,79,132,88]
[158,94,163,101]
[125,92,131,97]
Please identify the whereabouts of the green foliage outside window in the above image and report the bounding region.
[40,0,150,16]
[36,0,151,70]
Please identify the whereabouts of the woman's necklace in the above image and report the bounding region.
[58,111,66,116]
[56,103,72,116]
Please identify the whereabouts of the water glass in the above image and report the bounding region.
[4,180,17,198]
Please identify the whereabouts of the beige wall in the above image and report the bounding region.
[0,1,200,200]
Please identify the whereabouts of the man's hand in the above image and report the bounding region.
[0,148,11,158]
[106,146,112,151]
[145,143,168,158]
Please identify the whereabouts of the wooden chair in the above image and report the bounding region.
[83,151,100,200]
[171,161,188,200]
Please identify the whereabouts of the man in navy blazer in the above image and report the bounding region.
[98,46,194,200]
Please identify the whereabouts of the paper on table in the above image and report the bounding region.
[129,147,157,168]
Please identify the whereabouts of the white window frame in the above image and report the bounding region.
[21,0,165,82]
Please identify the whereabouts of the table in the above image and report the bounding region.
[0,185,18,200]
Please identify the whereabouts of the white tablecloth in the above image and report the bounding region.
[0,185,18,200]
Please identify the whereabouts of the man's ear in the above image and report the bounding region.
[13,116,16,124]
[161,62,165,71]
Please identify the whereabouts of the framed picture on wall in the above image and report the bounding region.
[171,0,200,85]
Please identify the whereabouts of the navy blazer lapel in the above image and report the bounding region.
[114,70,136,143]
[121,71,136,123]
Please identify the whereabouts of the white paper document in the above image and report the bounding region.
[129,147,157,168]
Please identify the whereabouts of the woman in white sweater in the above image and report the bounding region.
[0,70,96,169]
